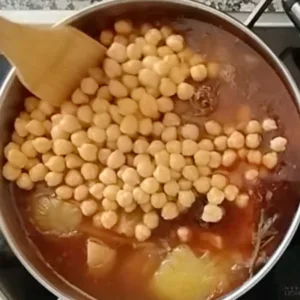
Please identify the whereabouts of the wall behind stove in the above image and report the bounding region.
[0,0,283,12]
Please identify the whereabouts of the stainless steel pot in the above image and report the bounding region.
[0,1,300,299]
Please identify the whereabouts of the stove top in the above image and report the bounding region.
[1,26,300,300]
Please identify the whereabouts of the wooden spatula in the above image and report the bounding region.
[0,16,106,106]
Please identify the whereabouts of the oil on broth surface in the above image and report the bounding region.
[13,16,300,300]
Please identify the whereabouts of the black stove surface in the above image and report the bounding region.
[1,27,300,300]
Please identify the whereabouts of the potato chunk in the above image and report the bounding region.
[87,239,116,276]
[31,196,82,235]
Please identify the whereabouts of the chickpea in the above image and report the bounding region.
[88,67,107,85]
[4,142,20,159]
[178,190,195,208]
[177,82,194,101]
[142,56,161,69]
[135,223,151,242]
[65,154,83,169]
[122,59,143,75]
[131,87,146,101]
[162,112,180,127]
[207,187,225,205]
[245,133,261,149]
[270,137,287,152]
[245,120,261,134]
[169,153,185,171]
[180,124,199,141]
[116,190,133,208]
[30,109,46,122]
[238,148,248,160]
[11,132,24,145]
[14,118,28,138]
[193,176,211,194]
[107,42,127,63]
[247,150,262,165]
[87,127,106,144]
[99,168,117,185]
[45,172,64,187]
[75,105,93,125]
[131,187,149,205]
[181,139,198,156]
[31,137,52,154]
[28,163,48,182]
[108,79,129,98]
[105,150,125,170]
[2,162,21,181]
[121,168,140,187]
[50,126,68,140]
[16,173,33,190]
[80,77,98,95]
[55,185,73,200]
[72,88,89,105]
[45,156,65,173]
[25,120,45,136]
[116,135,132,153]
[114,35,129,46]
[209,151,222,169]
[70,131,89,148]
[221,149,237,167]
[245,168,259,181]
[78,143,98,162]
[120,115,138,136]
[262,118,277,132]
[159,77,177,97]
[113,19,132,35]
[138,68,160,89]
[236,193,250,209]
[213,136,227,152]
[262,152,278,169]
[165,140,180,154]
[64,169,83,187]
[161,127,177,142]
[150,193,167,209]
[140,177,160,194]
[106,124,121,142]
[181,165,198,181]
[59,114,81,134]
[126,43,142,60]
[152,121,165,137]
[24,96,39,113]
[117,98,138,116]
[6,149,28,169]
[190,64,208,82]
[152,165,171,184]
[146,140,164,157]
[122,75,138,90]
[60,101,76,116]
[100,29,114,46]
[24,158,39,171]
[153,60,171,77]
[81,163,99,180]
[198,166,212,176]
[198,139,214,151]
[133,139,149,154]
[201,204,223,223]
[80,199,98,216]
[102,199,119,211]
[161,202,179,220]
[135,161,154,178]
[169,65,186,84]
[99,211,118,229]
[97,85,113,101]
[222,184,239,201]
[164,180,179,197]
[102,185,119,202]
[160,25,173,39]
[41,152,53,164]
[143,211,159,229]
[89,183,105,200]
[139,118,153,136]
[211,174,228,190]
[73,184,89,201]
[145,28,162,45]
[178,178,192,191]
[193,150,210,167]
[155,97,173,114]
[204,120,222,136]
[165,34,184,52]
[227,131,245,149]
[154,150,170,167]
[133,153,151,166]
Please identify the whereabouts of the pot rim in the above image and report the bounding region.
[0,1,300,299]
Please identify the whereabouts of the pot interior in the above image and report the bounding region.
[0,1,300,300]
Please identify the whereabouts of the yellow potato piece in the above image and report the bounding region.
[152,245,227,300]
[31,196,82,235]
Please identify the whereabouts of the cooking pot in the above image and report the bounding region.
[0,0,300,299]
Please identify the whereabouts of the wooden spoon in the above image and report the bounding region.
[0,16,106,106]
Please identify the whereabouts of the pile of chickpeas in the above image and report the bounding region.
[1,19,288,242]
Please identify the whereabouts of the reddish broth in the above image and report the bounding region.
[13,17,300,300]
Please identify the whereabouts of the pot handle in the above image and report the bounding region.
[243,0,274,28]
[282,0,300,29]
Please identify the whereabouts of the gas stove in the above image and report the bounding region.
[1,16,300,300]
